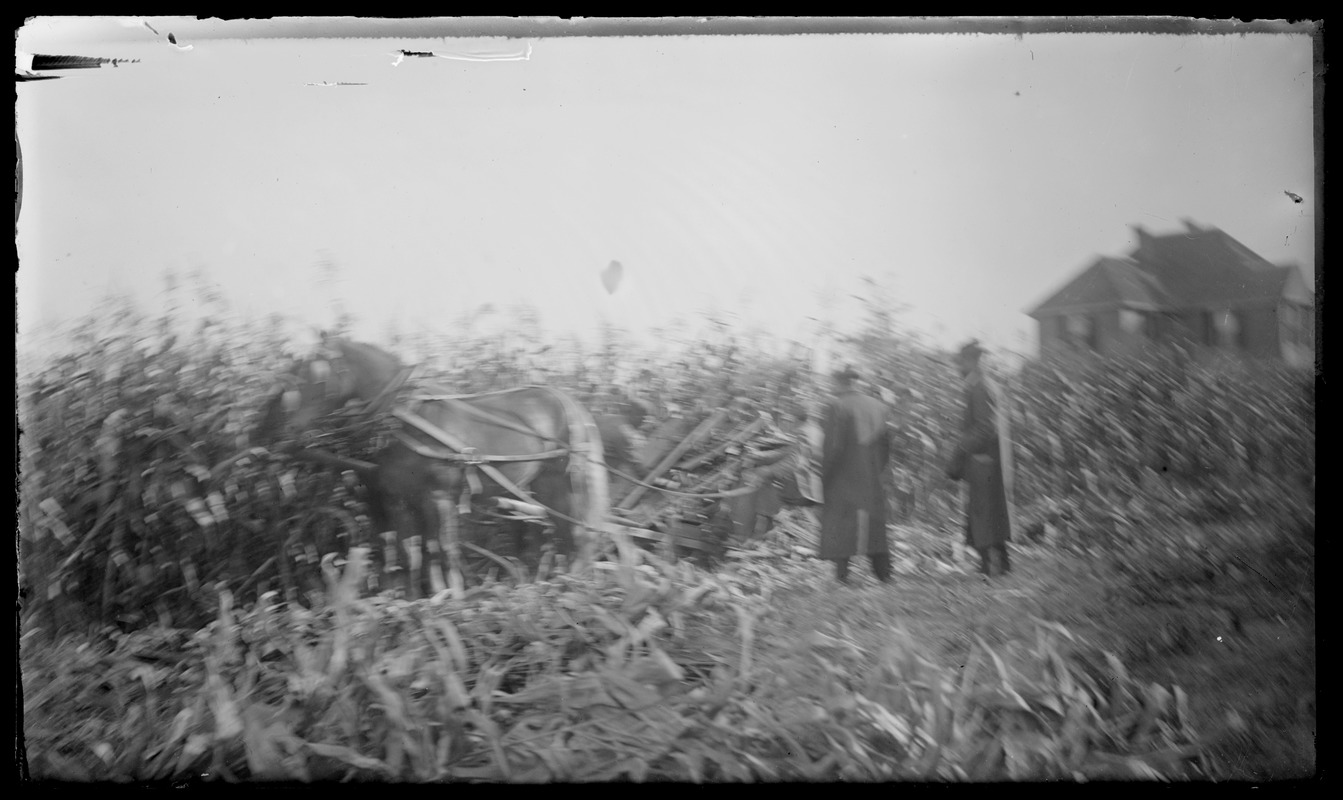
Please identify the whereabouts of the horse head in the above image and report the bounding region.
[253,335,409,446]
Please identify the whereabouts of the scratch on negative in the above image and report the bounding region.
[392,42,533,67]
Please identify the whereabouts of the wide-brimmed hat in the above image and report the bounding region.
[957,339,986,362]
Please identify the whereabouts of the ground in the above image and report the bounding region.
[745,516,1316,781]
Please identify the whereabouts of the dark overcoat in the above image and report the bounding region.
[819,389,892,559]
[946,373,1014,550]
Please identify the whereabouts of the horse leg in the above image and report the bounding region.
[367,467,409,594]
[424,508,447,596]
[383,493,420,600]
[416,490,444,596]
[429,464,465,596]
[532,469,575,566]
[509,514,535,571]
[402,509,423,602]
[360,468,393,548]
[436,493,466,596]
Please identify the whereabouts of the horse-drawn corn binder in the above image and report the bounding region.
[257,337,817,595]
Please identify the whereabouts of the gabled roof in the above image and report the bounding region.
[1027,256,1171,317]
[1100,258,1173,308]
[1128,224,1294,308]
[1032,222,1312,318]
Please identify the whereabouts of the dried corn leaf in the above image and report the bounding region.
[304,742,393,777]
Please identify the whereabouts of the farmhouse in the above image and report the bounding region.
[1027,220,1315,366]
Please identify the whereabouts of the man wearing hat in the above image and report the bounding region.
[819,365,894,585]
[945,340,1015,577]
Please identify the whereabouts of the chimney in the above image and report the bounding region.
[1129,223,1152,252]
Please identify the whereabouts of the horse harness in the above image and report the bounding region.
[294,353,764,529]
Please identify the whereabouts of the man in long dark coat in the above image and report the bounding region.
[945,340,1015,576]
[819,367,893,585]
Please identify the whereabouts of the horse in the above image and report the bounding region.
[254,336,611,597]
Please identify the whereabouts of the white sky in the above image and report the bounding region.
[16,18,1318,357]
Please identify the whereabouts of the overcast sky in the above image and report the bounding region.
[16,17,1318,357]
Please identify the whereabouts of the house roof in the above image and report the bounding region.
[1101,258,1173,308]
[1032,222,1311,317]
[1027,256,1171,317]
[1128,224,1302,308]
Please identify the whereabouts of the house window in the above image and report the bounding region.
[1065,313,1097,351]
[1282,303,1315,348]
[1213,310,1241,349]
[1119,309,1147,337]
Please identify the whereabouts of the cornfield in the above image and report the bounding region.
[18,293,1314,782]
